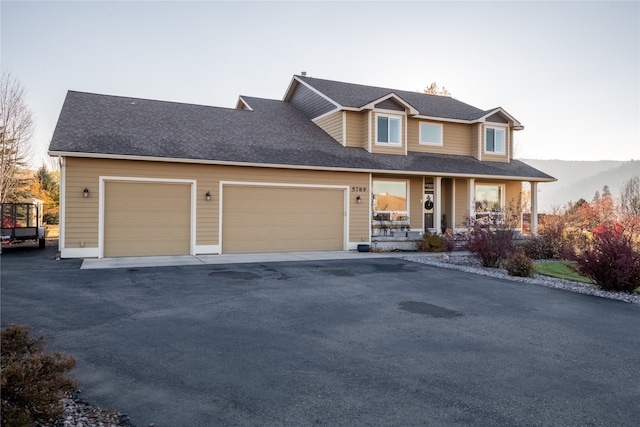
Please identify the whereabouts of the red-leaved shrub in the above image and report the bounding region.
[465,223,514,268]
[572,223,640,293]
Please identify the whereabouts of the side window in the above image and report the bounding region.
[485,127,505,153]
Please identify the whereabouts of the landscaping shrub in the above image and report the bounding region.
[506,251,535,277]
[523,214,570,260]
[1,324,77,427]
[571,223,640,293]
[465,223,514,268]
[419,231,452,252]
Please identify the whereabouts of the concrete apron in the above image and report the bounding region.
[80,251,408,270]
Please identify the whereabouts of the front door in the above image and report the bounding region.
[424,191,434,230]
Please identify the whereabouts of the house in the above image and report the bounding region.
[48,75,555,258]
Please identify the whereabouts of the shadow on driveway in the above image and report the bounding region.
[2,246,639,426]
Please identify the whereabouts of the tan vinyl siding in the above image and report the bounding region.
[505,181,523,229]
[63,157,370,253]
[409,177,423,230]
[314,111,343,145]
[408,119,474,156]
[471,123,481,160]
[454,179,469,228]
[344,111,367,148]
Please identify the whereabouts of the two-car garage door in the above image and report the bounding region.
[222,185,345,254]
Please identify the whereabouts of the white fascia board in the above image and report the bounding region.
[413,114,472,124]
[361,93,419,115]
[235,96,253,111]
[475,107,524,129]
[49,151,556,183]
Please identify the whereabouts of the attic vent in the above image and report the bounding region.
[301,71,307,76]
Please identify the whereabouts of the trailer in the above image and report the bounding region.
[1,201,46,248]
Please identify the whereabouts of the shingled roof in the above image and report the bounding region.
[49,90,554,181]
[291,75,507,122]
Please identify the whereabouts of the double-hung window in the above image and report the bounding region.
[419,122,443,146]
[485,127,506,154]
[376,115,401,145]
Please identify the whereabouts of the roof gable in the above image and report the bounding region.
[290,75,521,125]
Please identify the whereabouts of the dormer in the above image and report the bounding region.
[365,94,417,155]
[474,108,523,163]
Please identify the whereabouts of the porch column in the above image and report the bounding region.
[530,181,538,235]
[434,177,442,233]
[467,178,475,227]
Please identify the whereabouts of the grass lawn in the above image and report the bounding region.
[534,261,594,284]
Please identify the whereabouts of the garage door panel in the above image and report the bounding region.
[104,182,191,257]
[222,185,344,254]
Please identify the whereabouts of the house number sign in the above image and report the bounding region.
[351,187,367,192]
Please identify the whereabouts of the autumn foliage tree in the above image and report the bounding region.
[29,165,60,223]
[423,82,451,97]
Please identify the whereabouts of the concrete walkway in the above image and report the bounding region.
[80,250,409,269]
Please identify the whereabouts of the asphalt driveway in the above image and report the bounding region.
[2,245,639,426]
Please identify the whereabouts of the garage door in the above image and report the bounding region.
[104,181,191,257]
[222,185,345,254]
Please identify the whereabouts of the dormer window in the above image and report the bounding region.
[376,114,402,145]
[485,127,506,154]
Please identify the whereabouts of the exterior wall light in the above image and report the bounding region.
[83,187,89,198]
[356,195,361,204]
[205,191,211,201]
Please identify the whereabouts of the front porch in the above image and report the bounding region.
[370,176,541,242]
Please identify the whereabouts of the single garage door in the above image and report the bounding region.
[104,181,191,257]
[222,185,345,254]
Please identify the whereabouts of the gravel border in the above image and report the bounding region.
[38,393,134,427]
[401,253,640,305]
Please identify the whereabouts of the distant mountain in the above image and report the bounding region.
[521,159,640,212]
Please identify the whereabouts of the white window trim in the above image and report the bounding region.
[474,183,505,221]
[97,176,197,259]
[484,125,507,155]
[374,113,403,146]
[419,122,443,146]
[372,178,410,220]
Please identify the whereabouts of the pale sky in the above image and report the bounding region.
[2,0,639,167]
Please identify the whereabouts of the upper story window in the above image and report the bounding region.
[376,114,402,145]
[419,122,443,146]
[485,127,506,154]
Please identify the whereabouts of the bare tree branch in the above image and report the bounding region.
[1,71,34,202]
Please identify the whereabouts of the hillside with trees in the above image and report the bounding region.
[522,159,639,212]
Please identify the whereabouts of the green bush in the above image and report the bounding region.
[419,231,451,252]
[506,251,535,277]
[1,324,77,427]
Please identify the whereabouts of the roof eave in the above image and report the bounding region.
[48,150,556,183]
